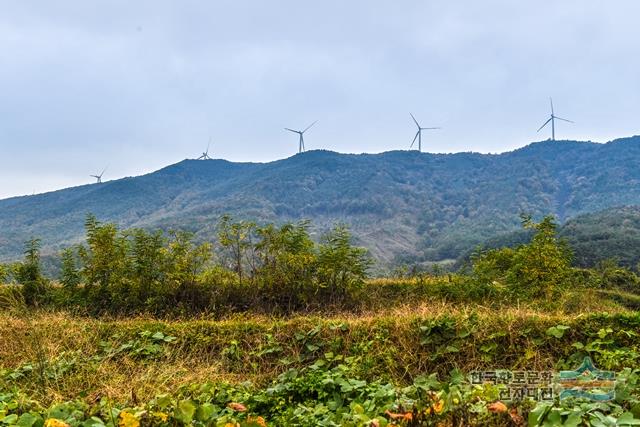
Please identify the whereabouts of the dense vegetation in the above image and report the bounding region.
[3,216,640,425]
[2,214,640,316]
[2,311,640,426]
[3,137,640,269]
[0,215,370,315]
[464,206,640,271]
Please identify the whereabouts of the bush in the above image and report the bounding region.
[471,216,573,299]
[316,225,372,304]
[73,217,213,314]
[59,248,80,290]
[0,263,10,285]
[595,259,640,293]
[252,221,317,310]
[13,238,49,306]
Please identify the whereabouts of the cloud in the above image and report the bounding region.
[1,0,639,198]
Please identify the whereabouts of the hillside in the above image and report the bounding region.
[457,206,640,269]
[562,206,640,268]
[2,136,640,267]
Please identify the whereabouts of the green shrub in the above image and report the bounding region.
[316,225,372,305]
[252,221,317,310]
[0,263,9,284]
[59,248,80,290]
[471,216,573,300]
[13,238,49,306]
[595,259,640,292]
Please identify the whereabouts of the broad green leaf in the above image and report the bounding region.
[16,413,40,427]
[563,412,583,427]
[175,400,196,424]
[546,325,570,338]
[618,412,640,426]
[151,332,165,341]
[195,403,216,422]
[2,414,19,425]
[528,403,550,427]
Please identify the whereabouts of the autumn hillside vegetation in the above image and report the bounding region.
[2,215,640,425]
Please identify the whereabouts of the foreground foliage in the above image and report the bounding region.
[2,363,640,426]
[2,310,640,426]
[2,353,640,426]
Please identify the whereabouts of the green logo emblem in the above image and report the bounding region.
[557,357,616,401]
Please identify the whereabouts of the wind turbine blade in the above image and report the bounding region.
[537,118,552,132]
[302,120,317,133]
[421,127,441,130]
[550,97,554,115]
[409,112,420,128]
[555,116,574,123]
[284,128,299,134]
[410,131,419,148]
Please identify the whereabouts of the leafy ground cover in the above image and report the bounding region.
[2,308,640,426]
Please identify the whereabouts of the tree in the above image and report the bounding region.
[316,225,372,304]
[129,229,167,307]
[253,221,317,309]
[508,215,572,298]
[59,248,80,289]
[472,215,573,299]
[217,215,255,283]
[164,231,212,310]
[78,214,129,309]
[14,238,48,306]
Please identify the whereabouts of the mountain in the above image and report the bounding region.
[2,136,640,269]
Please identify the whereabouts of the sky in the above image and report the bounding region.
[1,1,640,199]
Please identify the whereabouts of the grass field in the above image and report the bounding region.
[2,283,640,426]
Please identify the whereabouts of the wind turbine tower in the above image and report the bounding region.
[537,98,574,141]
[410,113,440,152]
[285,121,317,153]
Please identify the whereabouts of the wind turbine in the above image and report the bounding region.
[410,113,440,152]
[537,98,574,141]
[285,121,317,153]
[197,139,212,160]
[91,167,107,184]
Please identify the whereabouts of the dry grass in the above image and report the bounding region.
[1,295,636,406]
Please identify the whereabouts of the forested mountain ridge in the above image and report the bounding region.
[2,136,640,267]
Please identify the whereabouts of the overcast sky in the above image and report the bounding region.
[1,1,639,199]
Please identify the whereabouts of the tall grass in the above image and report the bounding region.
[2,306,639,405]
